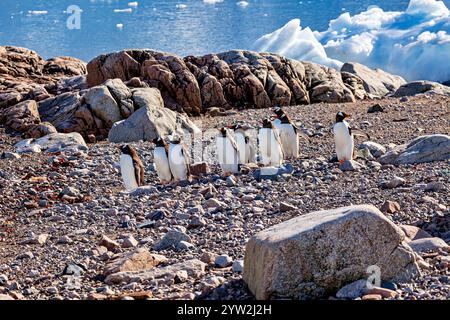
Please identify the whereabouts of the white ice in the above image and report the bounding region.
[254,0,450,82]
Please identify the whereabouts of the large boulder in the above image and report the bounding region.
[341,62,406,97]
[393,81,450,97]
[243,205,419,300]
[1,100,40,133]
[108,88,200,143]
[14,132,87,153]
[84,85,122,127]
[379,135,450,165]
[43,56,87,77]
[304,62,355,103]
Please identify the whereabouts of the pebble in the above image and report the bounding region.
[215,255,233,268]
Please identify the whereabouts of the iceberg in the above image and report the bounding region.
[254,0,450,83]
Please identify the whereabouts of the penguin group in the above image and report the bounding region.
[119,108,367,190]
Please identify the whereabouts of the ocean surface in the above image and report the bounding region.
[0,0,421,62]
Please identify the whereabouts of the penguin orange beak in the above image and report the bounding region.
[344,113,351,118]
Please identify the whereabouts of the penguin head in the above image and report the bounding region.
[120,144,134,156]
[336,111,350,123]
[273,107,285,118]
[218,127,228,137]
[152,137,166,147]
[169,134,182,144]
[262,118,273,129]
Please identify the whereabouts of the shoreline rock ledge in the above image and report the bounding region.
[243,205,420,300]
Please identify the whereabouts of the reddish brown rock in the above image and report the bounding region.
[104,248,167,275]
[381,200,401,214]
[27,122,58,138]
[2,100,40,132]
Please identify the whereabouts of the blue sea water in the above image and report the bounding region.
[0,0,447,62]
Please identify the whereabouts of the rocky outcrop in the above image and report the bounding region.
[108,88,200,143]
[88,49,364,115]
[0,46,87,109]
[379,135,450,165]
[393,81,450,97]
[243,205,419,300]
[341,62,406,97]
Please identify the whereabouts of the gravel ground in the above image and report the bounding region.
[0,94,449,300]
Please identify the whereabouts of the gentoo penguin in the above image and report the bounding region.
[332,111,371,163]
[152,137,173,184]
[276,113,300,159]
[119,145,145,191]
[258,118,284,167]
[216,127,240,174]
[168,136,190,182]
[230,124,256,164]
[333,111,354,164]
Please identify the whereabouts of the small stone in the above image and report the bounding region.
[0,294,14,300]
[226,176,237,187]
[361,294,382,300]
[424,181,446,192]
[339,160,366,171]
[153,230,192,251]
[367,103,384,113]
[0,274,8,286]
[232,260,244,273]
[380,200,401,214]
[189,162,210,176]
[176,241,195,251]
[99,235,121,251]
[189,216,207,228]
[63,263,85,277]
[59,187,80,198]
[279,202,297,212]
[1,152,21,160]
[409,238,450,254]
[380,176,406,189]
[21,233,49,245]
[57,235,72,244]
[146,210,166,221]
[336,279,368,299]
[215,254,232,268]
[16,251,34,260]
[204,198,225,210]
[200,252,217,264]
[174,270,189,284]
[367,287,397,298]
[121,235,138,248]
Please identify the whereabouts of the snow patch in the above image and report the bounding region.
[254,0,450,82]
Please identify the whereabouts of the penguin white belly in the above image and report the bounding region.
[216,136,239,173]
[154,147,172,183]
[234,132,247,164]
[279,124,299,159]
[120,154,138,191]
[246,142,256,164]
[258,128,271,166]
[333,122,354,161]
[169,144,188,181]
[258,128,283,167]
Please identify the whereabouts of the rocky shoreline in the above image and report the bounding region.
[0,46,449,301]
